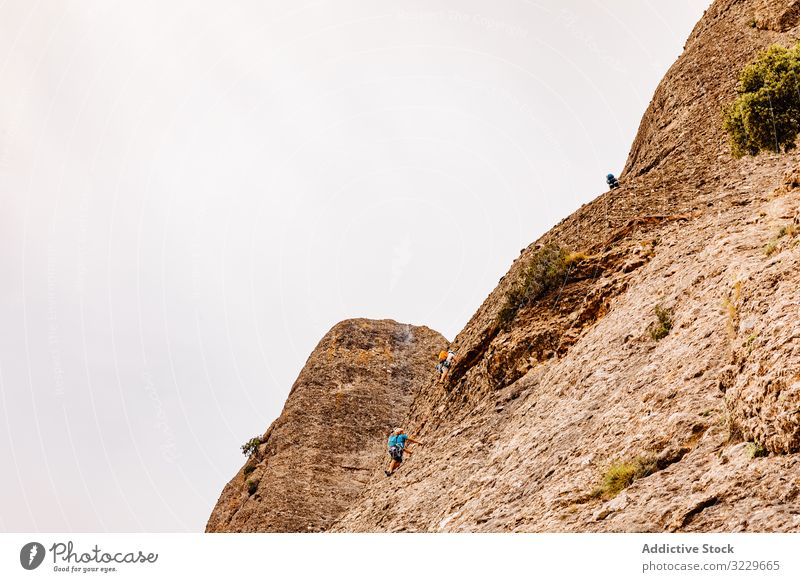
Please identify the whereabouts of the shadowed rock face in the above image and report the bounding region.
[205,319,445,532]
[209,0,800,533]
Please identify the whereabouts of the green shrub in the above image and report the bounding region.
[743,332,759,354]
[599,456,657,499]
[241,436,263,457]
[243,463,257,476]
[602,462,637,497]
[247,479,258,495]
[747,441,768,458]
[723,43,800,158]
[650,305,673,340]
[496,244,571,327]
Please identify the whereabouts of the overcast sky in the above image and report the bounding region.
[0,0,712,532]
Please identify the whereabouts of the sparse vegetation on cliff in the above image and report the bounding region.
[765,223,799,255]
[496,245,586,327]
[748,441,768,459]
[241,436,263,457]
[765,239,780,256]
[596,456,658,499]
[723,43,800,157]
[649,305,673,340]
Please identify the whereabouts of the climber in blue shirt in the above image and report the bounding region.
[385,427,422,477]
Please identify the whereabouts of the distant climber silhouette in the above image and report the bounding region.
[607,173,620,189]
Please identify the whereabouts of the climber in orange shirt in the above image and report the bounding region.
[436,348,456,384]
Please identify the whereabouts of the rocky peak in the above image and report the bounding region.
[206,319,445,532]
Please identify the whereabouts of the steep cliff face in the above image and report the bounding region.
[334,185,800,532]
[331,0,800,532]
[208,0,800,533]
[206,319,445,532]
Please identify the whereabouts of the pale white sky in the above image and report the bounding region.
[0,0,712,532]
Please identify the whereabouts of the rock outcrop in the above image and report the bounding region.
[208,0,800,533]
[205,319,445,532]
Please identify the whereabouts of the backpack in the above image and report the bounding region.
[438,350,448,362]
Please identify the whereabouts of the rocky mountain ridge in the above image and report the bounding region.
[208,0,800,532]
